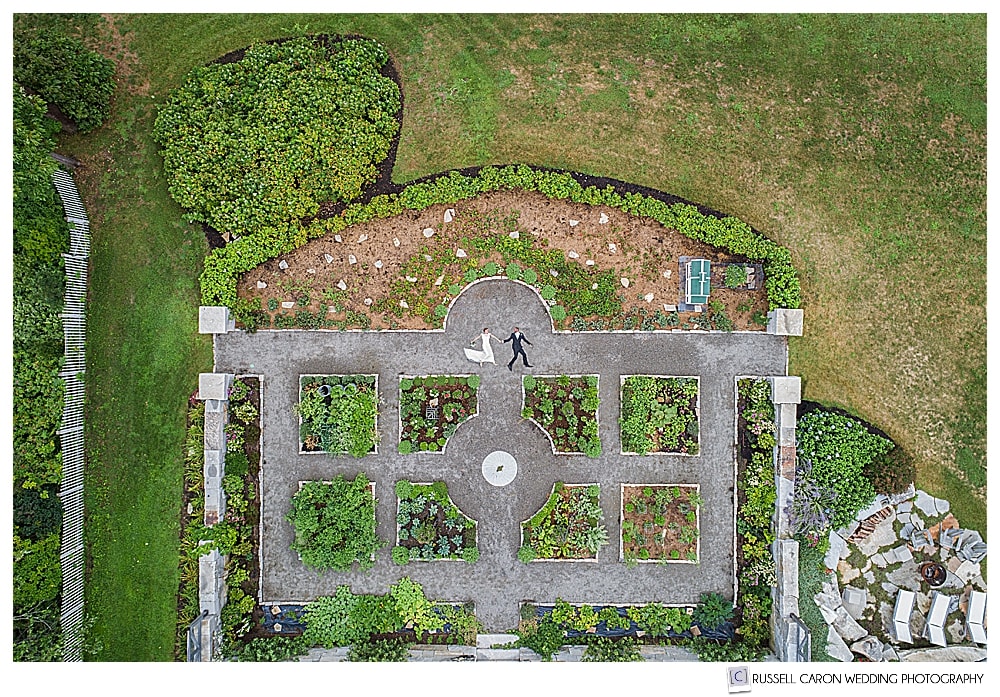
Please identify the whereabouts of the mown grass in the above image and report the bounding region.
[47,13,984,659]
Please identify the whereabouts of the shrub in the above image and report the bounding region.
[582,637,643,662]
[233,636,311,662]
[517,545,537,563]
[155,36,400,234]
[864,446,916,495]
[466,374,481,389]
[690,637,765,662]
[224,450,249,478]
[286,474,384,572]
[725,264,748,288]
[13,533,61,607]
[692,592,734,630]
[13,485,61,540]
[397,440,413,455]
[515,616,565,661]
[540,284,557,300]
[462,547,480,564]
[391,546,410,566]
[506,262,522,280]
[14,31,115,133]
[549,305,567,321]
[348,637,411,662]
[522,268,539,284]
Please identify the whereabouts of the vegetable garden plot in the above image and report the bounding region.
[521,374,601,457]
[398,375,479,454]
[620,484,701,564]
[393,480,478,564]
[620,375,700,455]
[296,374,378,456]
[519,483,608,562]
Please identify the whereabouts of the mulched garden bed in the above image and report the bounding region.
[394,481,477,563]
[521,374,600,456]
[621,485,701,564]
[620,375,700,455]
[398,375,479,454]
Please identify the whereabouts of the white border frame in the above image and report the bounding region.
[619,483,701,565]
[297,373,380,455]
[619,374,701,456]
[396,374,480,455]
[293,479,378,565]
[394,482,479,563]
[520,483,603,564]
[520,374,601,456]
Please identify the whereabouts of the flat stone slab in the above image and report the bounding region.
[899,646,987,662]
[476,648,520,661]
[482,451,517,486]
[842,586,867,620]
[825,531,848,569]
[833,606,867,642]
[827,625,855,662]
[914,490,943,517]
[477,633,518,648]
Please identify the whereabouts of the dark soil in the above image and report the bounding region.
[522,376,598,453]
[399,376,478,452]
[398,488,476,560]
[621,485,699,562]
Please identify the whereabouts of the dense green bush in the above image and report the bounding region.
[348,637,411,662]
[13,485,62,540]
[155,36,399,235]
[864,446,916,495]
[201,165,800,312]
[296,376,378,457]
[13,533,62,607]
[692,592,734,630]
[14,32,115,133]
[233,636,311,662]
[582,637,643,662]
[796,409,892,529]
[690,636,766,662]
[287,474,384,572]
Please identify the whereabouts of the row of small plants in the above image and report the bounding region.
[522,375,601,456]
[233,578,482,661]
[620,376,700,454]
[154,36,400,236]
[398,375,479,453]
[202,165,800,312]
[392,480,478,565]
[513,594,735,661]
[622,485,702,565]
[733,378,777,652]
[518,483,609,562]
[296,375,378,457]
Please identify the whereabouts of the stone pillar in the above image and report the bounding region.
[199,306,234,334]
[198,373,232,526]
[767,308,804,336]
[198,547,227,661]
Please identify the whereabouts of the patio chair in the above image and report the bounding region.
[891,589,915,644]
[965,591,987,645]
[923,591,950,647]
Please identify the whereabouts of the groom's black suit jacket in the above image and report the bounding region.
[504,332,531,351]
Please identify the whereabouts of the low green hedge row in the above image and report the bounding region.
[200,165,801,312]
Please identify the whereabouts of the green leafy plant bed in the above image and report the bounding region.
[287,475,384,572]
[398,375,479,454]
[620,376,700,455]
[521,375,601,457]
[392,481,478,564]
[296,375,378,456]
[519,483,609,562]
[621,485,702,565]
[734,378,777,650]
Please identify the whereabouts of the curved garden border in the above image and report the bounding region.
[520,483,604,564]
[394,482,479,563]
[396,374,480,455]
[520,374,601,456]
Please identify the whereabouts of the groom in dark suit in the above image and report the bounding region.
[504,326,533,371]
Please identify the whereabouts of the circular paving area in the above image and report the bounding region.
[482,450,517,486]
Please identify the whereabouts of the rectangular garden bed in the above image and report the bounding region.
[620,375,700,455]
[519,483,607,563]
[393,480,478,564]
[520,374,601,457]
[291,477,380,570]
[620,484,701,564]
[297,374,378,456]
[398,375,479,454]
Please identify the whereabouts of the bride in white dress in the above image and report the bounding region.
[464,328,497,366]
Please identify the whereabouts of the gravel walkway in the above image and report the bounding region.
[214,279,787,631]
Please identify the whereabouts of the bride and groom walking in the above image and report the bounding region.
[464,327,533,371]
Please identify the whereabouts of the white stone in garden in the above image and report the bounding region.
[357,234,368,243]
[851,636,885,662]
[278,260,289,270]
[256,281,267,289]
[348,254,357,265]
[825,531,848,570]
[592,283,599,290]
[955,560,980,583]
[423,227,435,237]
[444,208,455,222]
[393,237,401,247]
[663,269,673,278]
[550,269,558,277]
[363,298,373,306]
[826,626,855,662]
[509,231,520,239]
[434,275,444,286]
[934,498,951,516]
[896,501,912,513]
[568,250,579,259]
[644,293,655,302]
[585,260,595,266]
[914,490,938,517]
[456,248,467,258]
[423,254,432,262]
[863,570,876,584]
[406,276,418,283]
[324,253,334,263]
[608,243,617,253]
[569,219,579,226]
[899,646,987,662]
[400,300,409,309]
[335,234,343,243]
[281,301,294,309]
[374,260,383,269]
[871,553,887,569]
[620,278,630,288]
[599,212,609,224]
[337,280,347,291]
[663,304,677,312]
[834,606,868,642]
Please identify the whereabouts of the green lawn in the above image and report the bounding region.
[50,13,983,659]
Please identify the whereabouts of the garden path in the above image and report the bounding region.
[214,279,788,631]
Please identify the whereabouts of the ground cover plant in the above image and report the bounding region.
[392,480,478,564]
[37,13,983,660]
[521,374,601,456]
[296,375,378,456]
[620,376,700,455]
[621,485,702,564]
[519,483,608,561]
[398,375,479,454]
[734,378,777,650]
[287,474,384,572]
[153,36,400,236]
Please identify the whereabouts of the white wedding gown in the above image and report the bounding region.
[464,332,496,365]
